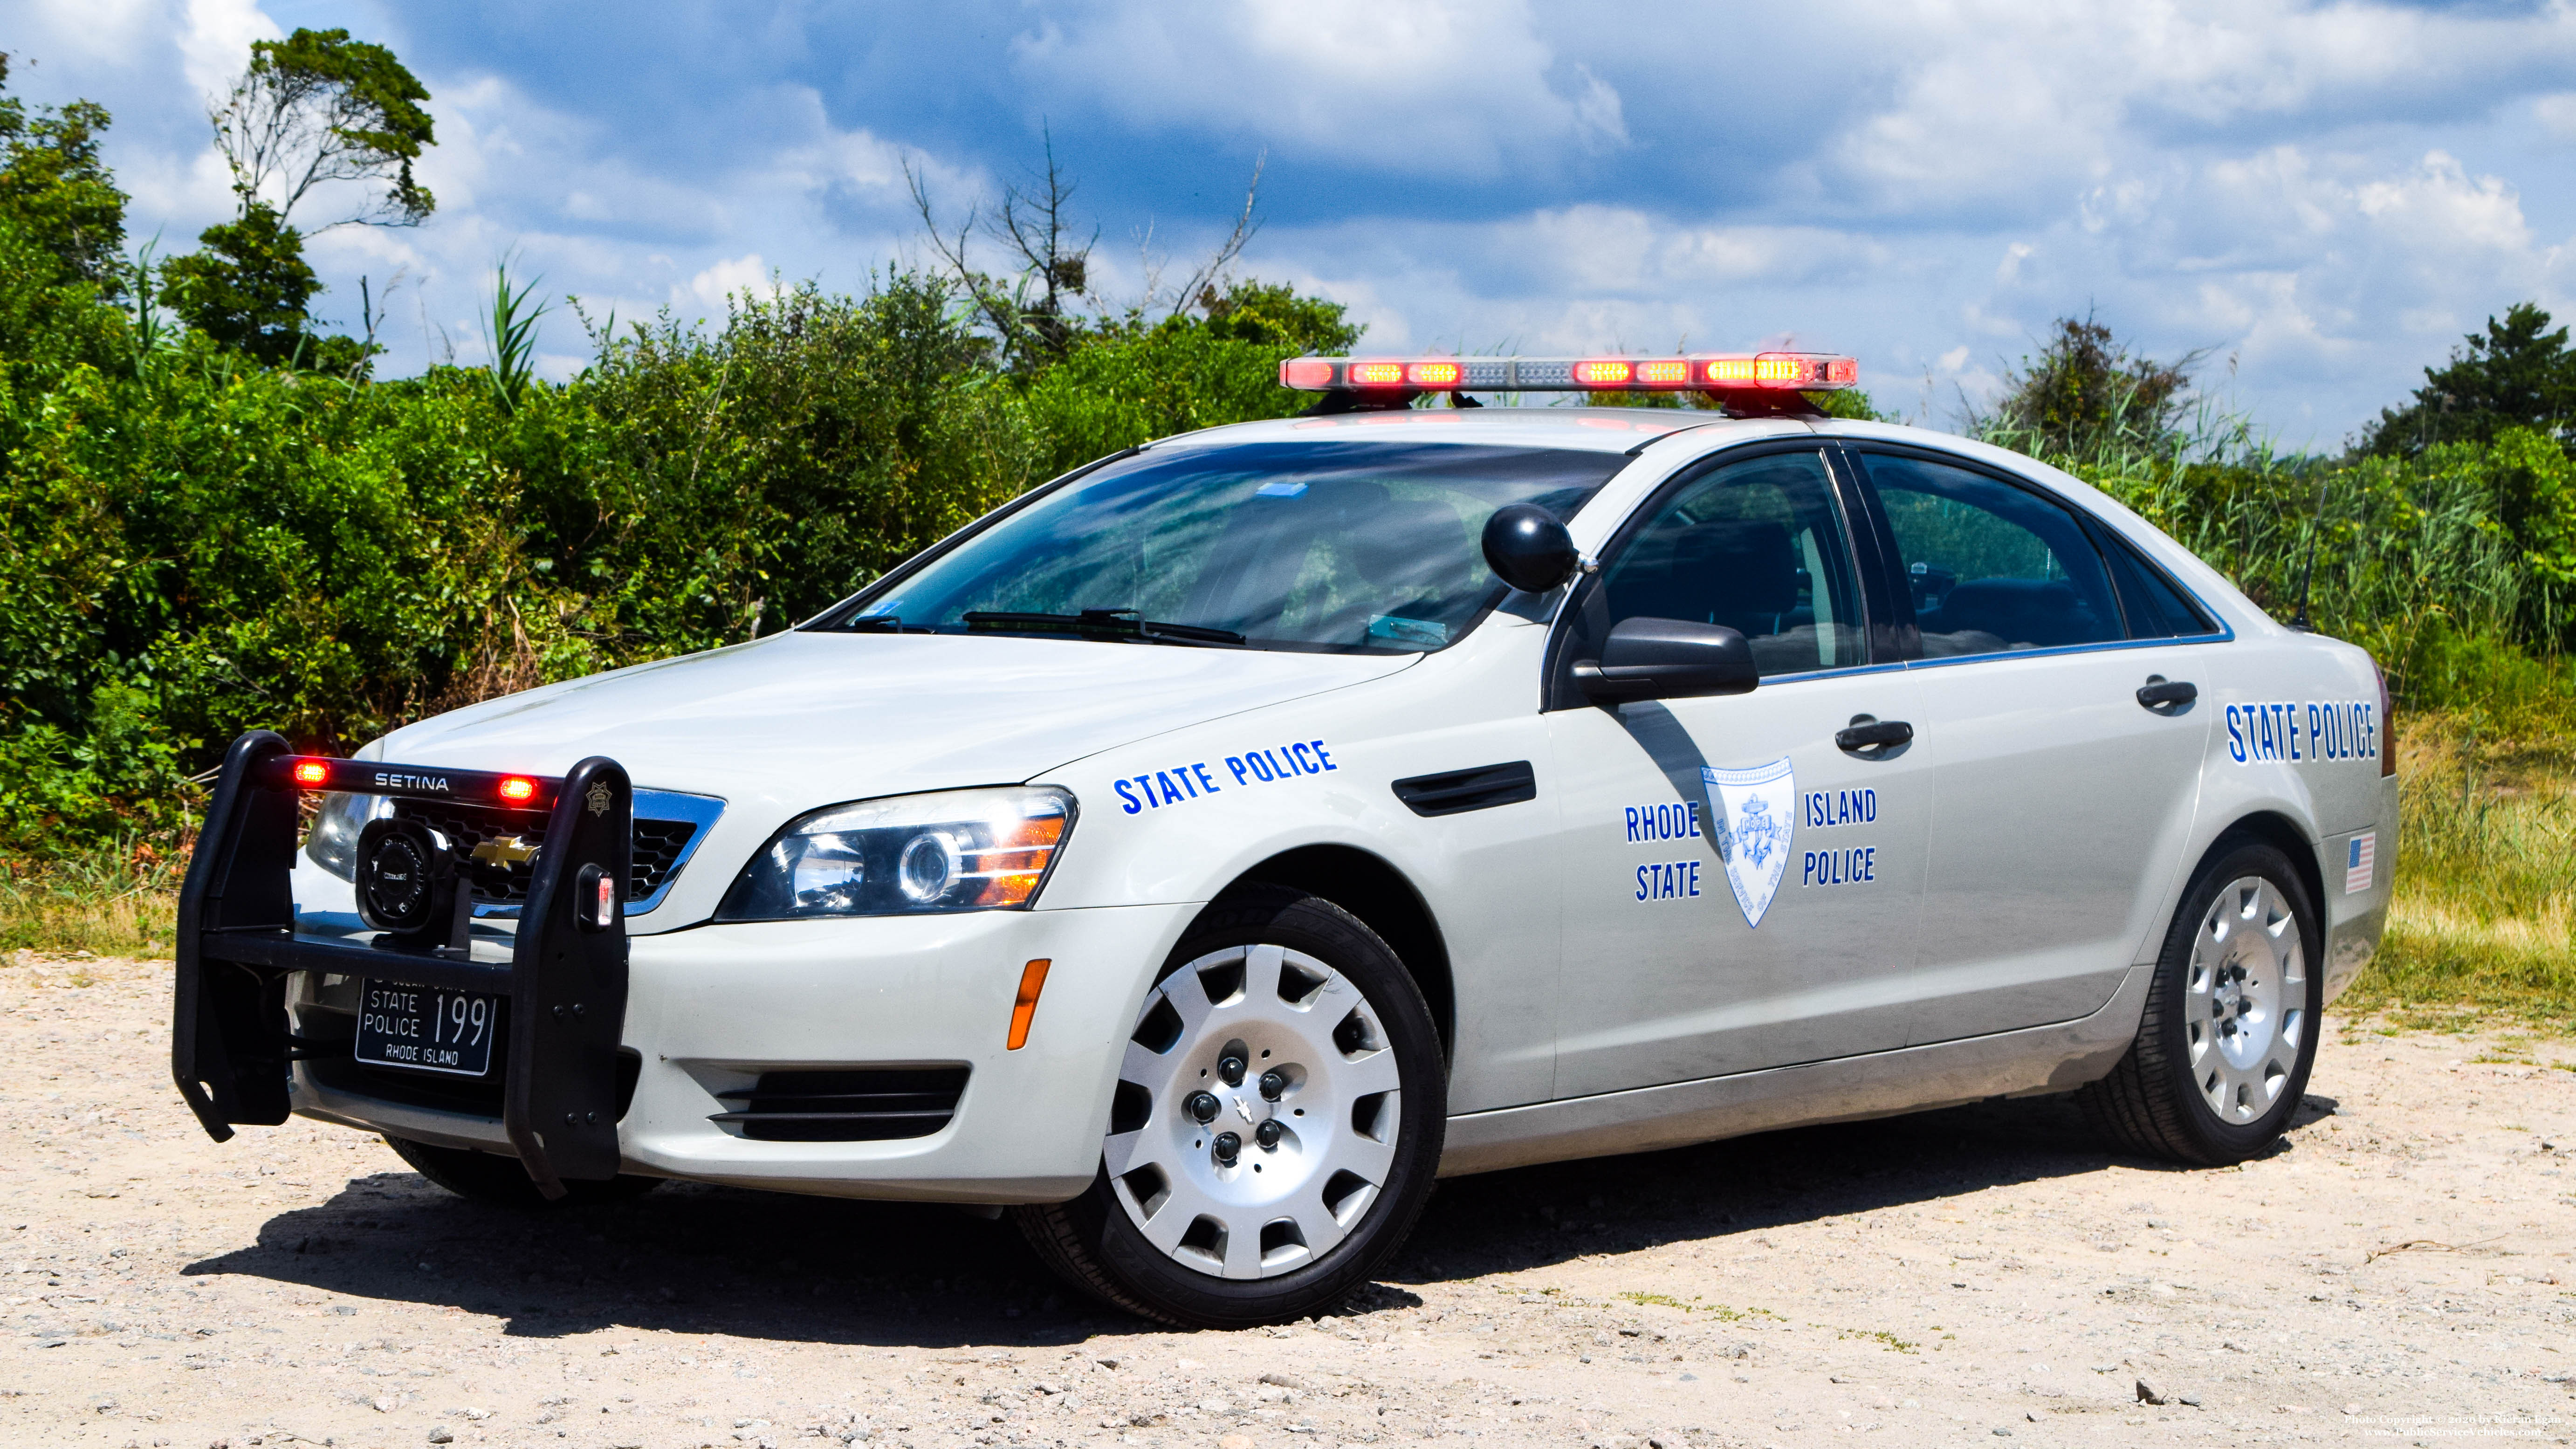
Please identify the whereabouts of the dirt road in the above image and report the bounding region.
[6,953,2572,1449]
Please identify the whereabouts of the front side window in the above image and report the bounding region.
[829,441,1625,653]
[1855,452,2121,659]
[1588,449,1868,678]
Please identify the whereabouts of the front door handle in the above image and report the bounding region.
[2136,676,2198,711]
[1835,719,1914,754]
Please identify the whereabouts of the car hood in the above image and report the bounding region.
[375,630,1417,817]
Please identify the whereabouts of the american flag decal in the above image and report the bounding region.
[2345,832,2376,894]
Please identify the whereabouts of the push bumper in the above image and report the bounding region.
[291,902,1197,1204]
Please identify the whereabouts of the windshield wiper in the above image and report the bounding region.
[961,608,1246,646]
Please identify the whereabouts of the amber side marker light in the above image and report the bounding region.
[1006,958,1053,1050]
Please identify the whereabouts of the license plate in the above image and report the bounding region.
[354,979,501,1077]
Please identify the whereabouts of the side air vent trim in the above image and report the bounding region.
[1390,761,1539,818]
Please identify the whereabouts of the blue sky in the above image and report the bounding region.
[14,0,2576,446]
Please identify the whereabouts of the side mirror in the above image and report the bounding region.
[1574,617,1758,704]
[1482,504,1579,594]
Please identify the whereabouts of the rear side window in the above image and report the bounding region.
[1854,452,2121,659]
[2097,532,2219,639]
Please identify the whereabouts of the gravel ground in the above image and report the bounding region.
[6,953,2574,1449]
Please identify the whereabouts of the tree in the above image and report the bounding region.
[1981,314,2198,457]
[211,27,434,229]
[0,53,128,294]
[2364,303,2576,457]
[911,137,1264,371]
[1198,278,1360,355]
[158,202,320,365]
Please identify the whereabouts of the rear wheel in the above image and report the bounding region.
[1014,886,1445,1328]
[2079,841,2322,1165]
[384,1135,662,1208]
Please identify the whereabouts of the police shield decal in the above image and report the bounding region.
[1703,758,1795,928]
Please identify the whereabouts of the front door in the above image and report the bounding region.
[1545,446,1934,1099]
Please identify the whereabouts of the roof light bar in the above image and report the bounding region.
[1280,352,1859,394]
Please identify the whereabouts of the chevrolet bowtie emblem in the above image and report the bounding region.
[585,780,613,817]
[470,834,537,867]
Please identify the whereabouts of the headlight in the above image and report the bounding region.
[306,790,390,881]
[716,787,1076,920]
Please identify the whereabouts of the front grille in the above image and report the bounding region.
[391,801,699,905]
[709,1067,970,1142]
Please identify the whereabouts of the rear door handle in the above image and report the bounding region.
[2136,676,2198,711]
[1834,719,1914,753]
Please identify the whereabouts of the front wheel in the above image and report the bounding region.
[1015,886,1446,1328]
[2078,841,2322,1165]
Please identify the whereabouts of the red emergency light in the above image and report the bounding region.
[1280,352,1860,395]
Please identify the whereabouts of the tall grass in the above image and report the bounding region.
[1983,391,2576,1027]
[2344,714,2576,1027]
[0,836,182,957]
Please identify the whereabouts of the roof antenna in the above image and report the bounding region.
[2290,473,2329,633]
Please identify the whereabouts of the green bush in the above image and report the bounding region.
[0,226,1353,858]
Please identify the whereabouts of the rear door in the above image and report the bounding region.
[1543,445,1935,1097]
[1837,445,2217,1044]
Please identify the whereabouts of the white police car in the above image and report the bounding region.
[249,352,2393,1328]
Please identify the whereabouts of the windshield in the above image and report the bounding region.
[830,440,1628,653]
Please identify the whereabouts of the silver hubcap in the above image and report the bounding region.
[2186,875,2307,1124]
[1107,943,1402,1279]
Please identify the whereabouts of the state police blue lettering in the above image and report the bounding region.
[2225,700,2375,766]
[1802,789,1876,828]
[1116,758,1233,814]
[1633,860,1702,902]
[1123,737,1339,815]
[1222,738,1337,790]
[1623,802,1702,843]
[1802,846,1876,887]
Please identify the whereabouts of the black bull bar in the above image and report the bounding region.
[172,729,632,1198]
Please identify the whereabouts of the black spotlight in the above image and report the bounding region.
[355,817,467,945]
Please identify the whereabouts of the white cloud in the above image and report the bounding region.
[1800,0,2576,218]
[24,0,2576,440]
[2541,94,2576,143]
[687,254,772,310]
[21,0,165,67]
[178,0,278,102]
[1009,0,1627,176]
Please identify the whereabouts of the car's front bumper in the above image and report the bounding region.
[289,901,1198,1203]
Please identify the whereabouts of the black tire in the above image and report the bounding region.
[2078,840,2323,1165]
[384,1135,662,1208]
[1014,885,1446,1328]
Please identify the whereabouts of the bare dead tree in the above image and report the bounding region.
[910,133,1268,367]
[1167,149,1264,322]
[908,130,1098,366]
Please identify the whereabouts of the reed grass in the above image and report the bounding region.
[0,839,182,958]
[2342,712,2576,1030]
